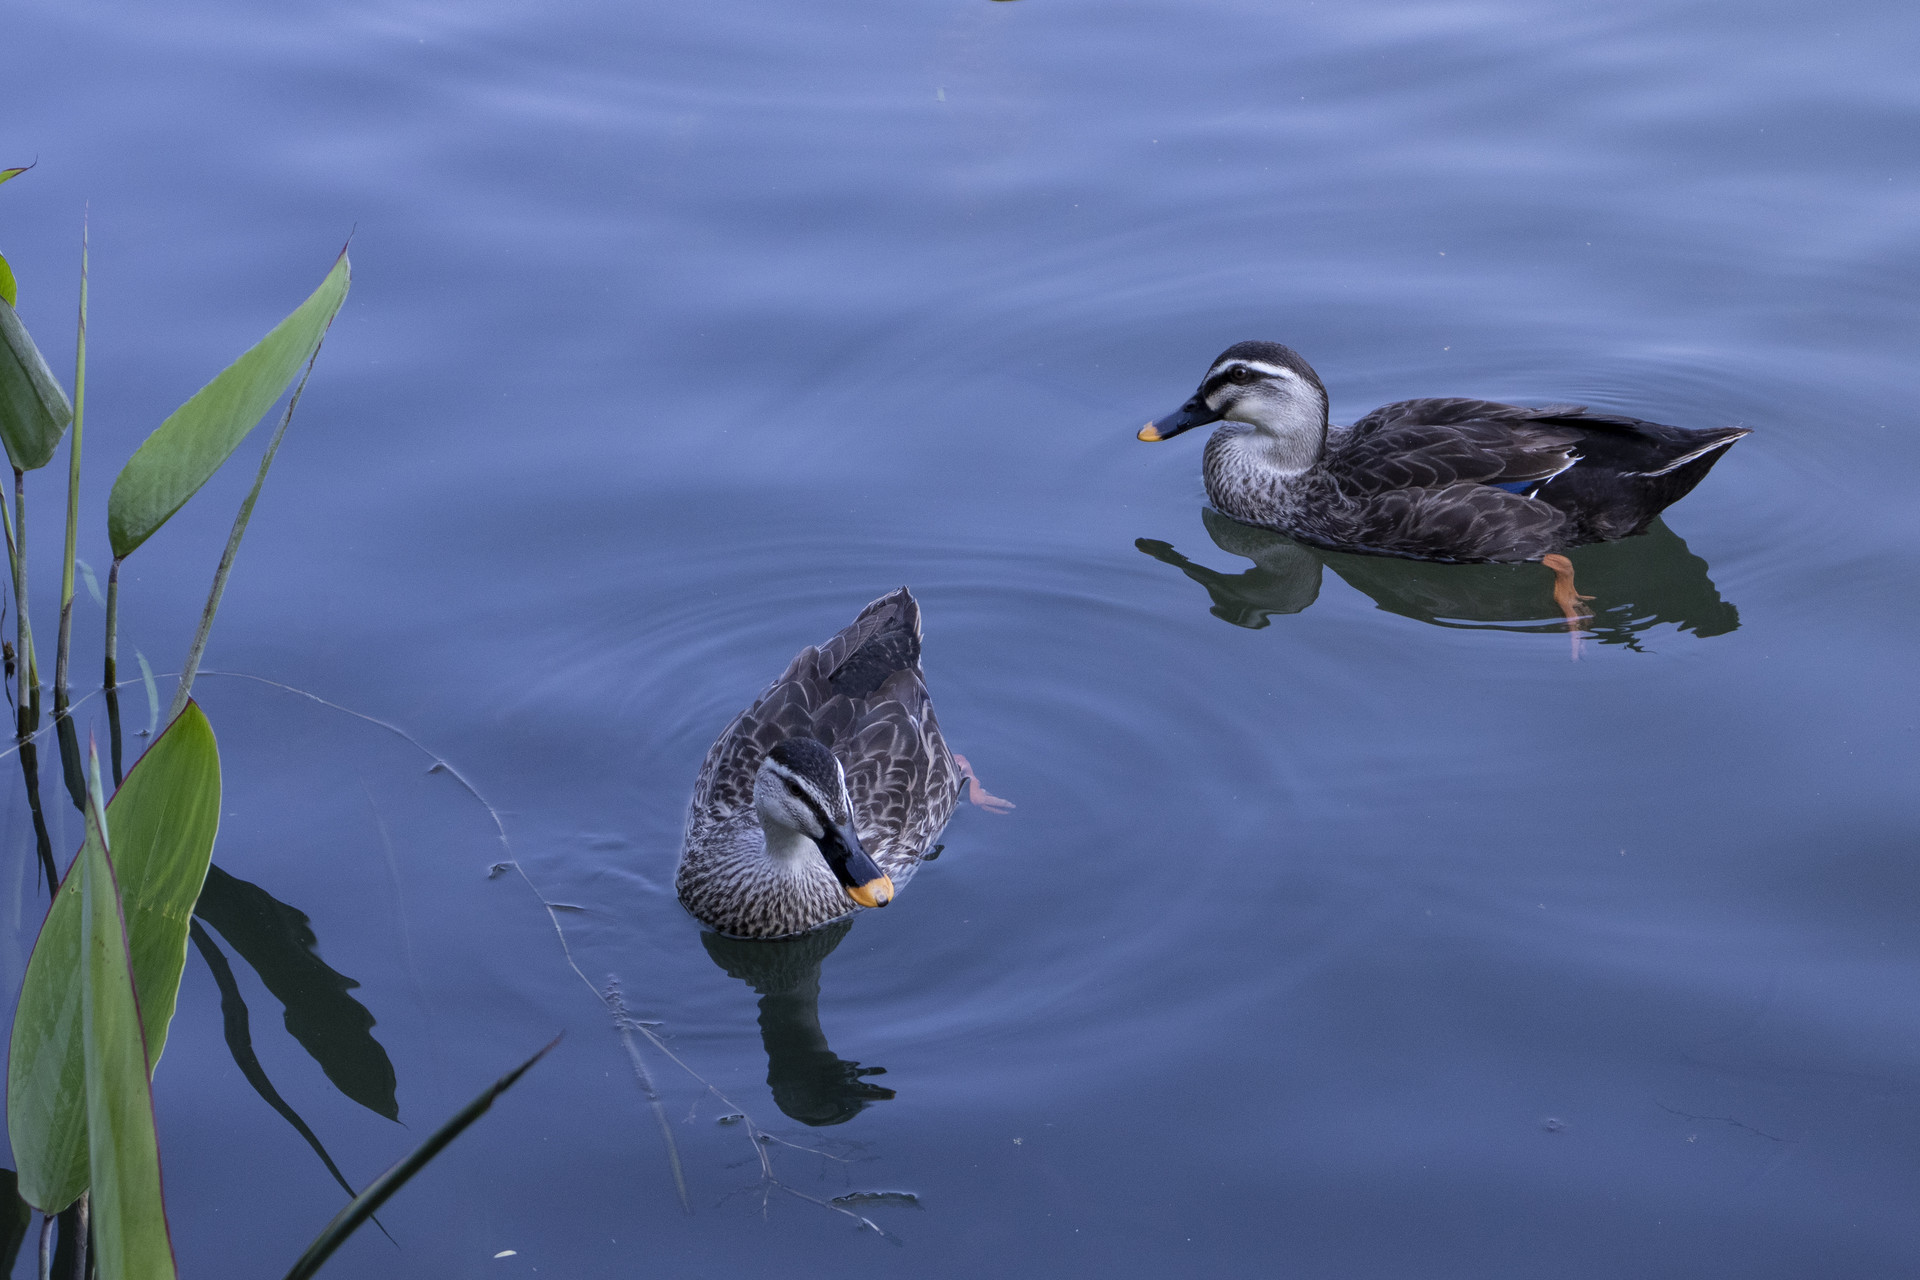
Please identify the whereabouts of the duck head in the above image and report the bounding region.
[754,736,892,908]
[1138,340,1330,471]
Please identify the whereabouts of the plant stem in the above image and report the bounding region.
[170,348,322,720]
[102,557,119,689]
[3,472,56,881]
[104,556,121,782]
[53,215,86,720]
[13,467,35,738]
[16,737,55,891]
[66,1194,84,1280]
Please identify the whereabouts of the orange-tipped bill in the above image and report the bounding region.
[1137,394,1222,443]
[821,818,892,908]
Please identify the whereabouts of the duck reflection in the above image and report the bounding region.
[701,919,894,1126]
[1139,508,1738,648]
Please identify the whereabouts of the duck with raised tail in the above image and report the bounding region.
[1138,341,1749,615]
[676,587,1009,941]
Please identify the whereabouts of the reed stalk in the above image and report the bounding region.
[103,556,122,782]
[13,467,36,736]
[169,350,321,720]
[52,217,86,720]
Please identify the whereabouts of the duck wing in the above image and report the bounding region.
[1330,398,1749,552]
[841,666,960,876]
[1333,399,1586,493]
[689,589,960,862]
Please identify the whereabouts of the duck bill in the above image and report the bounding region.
[1137,395,1222,442]
[822,821,893,908]
[847,874,894,909]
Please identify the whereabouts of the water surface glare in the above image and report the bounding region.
[4,0,1920,1275]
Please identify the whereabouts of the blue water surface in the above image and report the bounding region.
[3,0,1919,1275]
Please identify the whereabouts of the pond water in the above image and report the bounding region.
[5,0,1920,1275]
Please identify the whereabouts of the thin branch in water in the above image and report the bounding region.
[605,980,690,1214]
[1653,1100,1789,1143]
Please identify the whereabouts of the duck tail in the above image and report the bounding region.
[824,588,923,699]
[1634,427,1749,516]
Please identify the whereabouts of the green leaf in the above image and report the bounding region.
[78,748,181,1280]
[0,297,74,472]
[7,704,222,1212]
[107,250,348,559]
[282,1039,555,1280]
[0,165,31,323]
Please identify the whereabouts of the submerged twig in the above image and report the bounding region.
[600,981,880,1234]
[606,981,690,1214]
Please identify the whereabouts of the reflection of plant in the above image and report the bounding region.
[7,728,549,1276]
[0,171,546,1278]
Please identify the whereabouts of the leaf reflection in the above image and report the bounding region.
[0,1169,31,1275]
[701,920,895,1127]
[186,921,368,1207]
[193,864,399,1121]
[1140,508,1739,648]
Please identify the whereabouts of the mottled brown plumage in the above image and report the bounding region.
[677,589,961,939]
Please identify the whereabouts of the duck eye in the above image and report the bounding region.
[1228,366,1252,383]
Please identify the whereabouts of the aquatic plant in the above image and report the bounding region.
[0,171,546,1279]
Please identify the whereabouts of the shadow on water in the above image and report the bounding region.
[193,863,400,1122]
[0,1170,28,1275]
[701,919,896,1127]
[1139,508,1739,649]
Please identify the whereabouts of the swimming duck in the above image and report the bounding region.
[1138,342,1749,608]
[677,588,1004,940]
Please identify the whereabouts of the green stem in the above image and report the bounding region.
[171,349,322,720]
[102,557,119,691]
[12,467,34,739]
[105,556,123,784]
[53,216,86,719]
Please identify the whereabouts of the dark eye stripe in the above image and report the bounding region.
[784,779,833,826]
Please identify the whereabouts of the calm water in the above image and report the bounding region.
[4,0,1920,1275]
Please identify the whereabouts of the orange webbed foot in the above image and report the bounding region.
[1541,553,1594,660]
[953,753,1015,814]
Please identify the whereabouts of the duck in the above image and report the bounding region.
[1137,341,1749,615]
[677,588,1007,940]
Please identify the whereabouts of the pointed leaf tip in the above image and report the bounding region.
[107,253,349,559]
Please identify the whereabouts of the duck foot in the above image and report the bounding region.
[1541,553,1594,660]
[953,754,1014,814]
